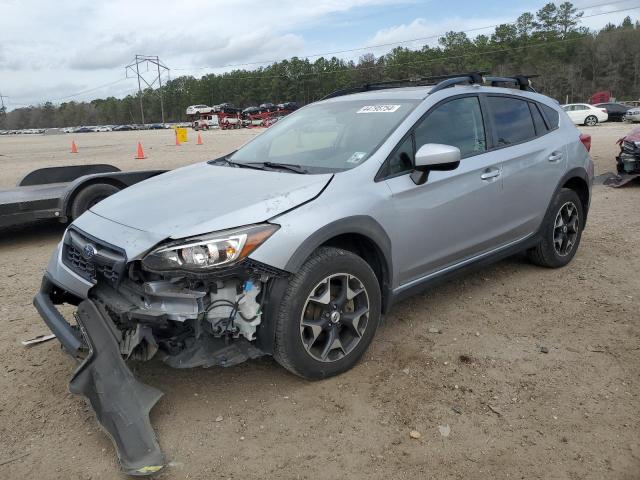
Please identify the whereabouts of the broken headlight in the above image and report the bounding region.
[142,224,279,272]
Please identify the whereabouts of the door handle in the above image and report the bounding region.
[480,169,501,180]
[548,152,563,162]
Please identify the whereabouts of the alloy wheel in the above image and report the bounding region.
[585,115,597,126]
[299,273,370,362]
[553,201,580,256]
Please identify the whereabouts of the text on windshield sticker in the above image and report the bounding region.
[357,105,401,114]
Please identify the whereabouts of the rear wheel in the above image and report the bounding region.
[70,183,120,220]
[273,247,381,379]
[584,115,598,126]
[527,188,584,268]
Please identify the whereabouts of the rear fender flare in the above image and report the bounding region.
[549,167,592,223]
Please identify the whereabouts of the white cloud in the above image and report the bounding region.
[362,0,637,55]
[2,0,408,107]
[364,16,514,51]
[1,0,636,108]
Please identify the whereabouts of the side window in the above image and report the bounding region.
[529,103,548,136]
[487,96,536,146]
[385,135,414,177]
[414,96,486,158]
[540,104,560,130]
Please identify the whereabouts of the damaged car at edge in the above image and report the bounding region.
[34,74,593,475]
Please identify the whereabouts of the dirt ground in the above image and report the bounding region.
[0,124,638,479]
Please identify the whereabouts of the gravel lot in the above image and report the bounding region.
[0,124,638,479]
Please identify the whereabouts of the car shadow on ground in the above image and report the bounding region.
[0,220,66,247]
[130,252,534,397]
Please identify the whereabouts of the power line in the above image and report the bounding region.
[45,78,129,102]
[7,1,638,107]
[172,0,638,72]
[200,25,637,81]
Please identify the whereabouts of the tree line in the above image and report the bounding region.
[2,2,639,129]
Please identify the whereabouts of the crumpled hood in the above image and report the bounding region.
[90,162,332,238]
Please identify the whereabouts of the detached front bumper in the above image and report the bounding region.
[33,277,166,476]
[33,275,84,356]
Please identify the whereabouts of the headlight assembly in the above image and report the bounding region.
[142,224,279,272]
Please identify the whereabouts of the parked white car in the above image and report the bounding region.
[624,108,640,123]
[186,104,213,116]
[95,126,113,132]
[561,103,608,126]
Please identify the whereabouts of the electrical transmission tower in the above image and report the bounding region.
[0,93,8,127]
[125,55,170,124]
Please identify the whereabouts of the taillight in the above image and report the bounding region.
[580,133,591,152]
[600,108,607,114]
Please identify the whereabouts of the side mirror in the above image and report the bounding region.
[411,143,461,185]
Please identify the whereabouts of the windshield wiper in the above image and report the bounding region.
[209,158,265,171]
[248,162,309,174]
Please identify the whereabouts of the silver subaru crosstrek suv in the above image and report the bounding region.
[34,74,593,474]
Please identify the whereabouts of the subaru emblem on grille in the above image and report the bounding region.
[82,244,97,259]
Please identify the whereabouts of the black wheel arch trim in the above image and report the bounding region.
[551,166,592,223]
[283,216,393,293]
[259,218,393,354]
[60,170,167,218]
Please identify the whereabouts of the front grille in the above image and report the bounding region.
[65,243,95,281]
[62,229,126,285]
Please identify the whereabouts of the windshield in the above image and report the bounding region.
[228,99,418,172]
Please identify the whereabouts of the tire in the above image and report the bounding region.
[273,247,381,379]
[527,188,584,268]
[584,115,598,126]
[70,183,120,220]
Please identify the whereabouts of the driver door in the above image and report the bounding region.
[382,95,507,287]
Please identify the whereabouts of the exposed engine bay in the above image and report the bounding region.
[91,270,269,368]
[61,226,288,368]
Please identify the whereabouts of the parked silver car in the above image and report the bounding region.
[34,74,593,475]
[624,107,640,123]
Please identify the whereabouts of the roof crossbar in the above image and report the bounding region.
[428,72,485,94]
[485,75,539,92]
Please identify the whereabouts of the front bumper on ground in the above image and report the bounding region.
[33,277,166,476]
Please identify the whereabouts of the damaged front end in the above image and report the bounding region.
[34,225,287,475]
[605,126,640,187]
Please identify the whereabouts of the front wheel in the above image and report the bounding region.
[273,247,381,379]
[584,115,598,126]
[527,188,584,268]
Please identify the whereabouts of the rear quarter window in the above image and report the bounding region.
[529,103,548,136]
[540,104,560,130]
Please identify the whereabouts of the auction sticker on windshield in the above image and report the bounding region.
[357,105,402,113]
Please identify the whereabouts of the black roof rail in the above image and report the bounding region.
[320,72,541,100]
[320,72,489,100]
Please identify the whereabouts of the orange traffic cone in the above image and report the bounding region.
[175,131,181,146]
[135,142,146,159]
[196,133,203,145]
[70,140,78,154]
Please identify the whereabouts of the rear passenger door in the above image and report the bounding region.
[484,95,566,241]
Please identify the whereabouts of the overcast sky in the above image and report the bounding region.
[1,0,637,109]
